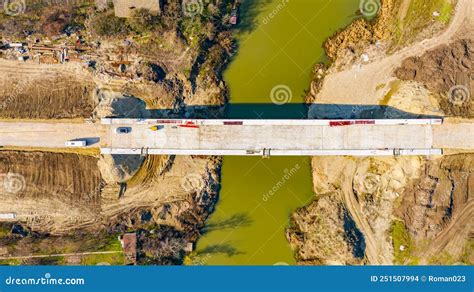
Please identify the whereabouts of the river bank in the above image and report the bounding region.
[0,1,237,265]
[193,0,361,265]
[289,0,473,265]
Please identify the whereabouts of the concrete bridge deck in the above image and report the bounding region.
[1,118,473,157]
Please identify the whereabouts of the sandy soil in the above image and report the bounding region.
[288,156,424,265]
[0,151,220,236]
[395,39,473,117]
[0,60,97,119]
[0,151,103,233]
[312,0,471,106]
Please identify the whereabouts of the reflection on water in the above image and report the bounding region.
[195,0,362,265]
[196,156,314,265]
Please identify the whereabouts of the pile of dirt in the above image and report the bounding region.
[98,155,145,184]
[395,154,474,263]
[395,39,474,117]
[0,0,231,265]
[0,151,222,265]
[0,151,102,205]
[105,155,222,265]
[123,78,184,110]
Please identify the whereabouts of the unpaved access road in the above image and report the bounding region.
[0,122,107,149]
[314,0,472,106]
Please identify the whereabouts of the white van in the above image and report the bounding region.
[0,213,16,220]
[65,140,87,147]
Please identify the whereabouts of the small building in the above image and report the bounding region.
[118,233,137,264]
[230,9,238,25]
[112,0,161,18]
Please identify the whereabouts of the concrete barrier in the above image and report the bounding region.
[101,118,443,126]
[100,148,443,157]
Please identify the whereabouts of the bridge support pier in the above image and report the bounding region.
[263,148,271,159]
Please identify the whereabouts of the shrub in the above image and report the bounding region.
[89,12,128,36]
[127,8,162,34]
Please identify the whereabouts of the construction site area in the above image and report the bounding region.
[0,0,238,265]
[0,0,472,267]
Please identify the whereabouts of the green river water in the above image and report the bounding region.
[195,0,360,265]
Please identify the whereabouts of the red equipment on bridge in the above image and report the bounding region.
[179,121,200,129]
[329,120,376,127]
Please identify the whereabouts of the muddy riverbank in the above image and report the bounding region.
[194,0,361,265]
[289,0,473,265]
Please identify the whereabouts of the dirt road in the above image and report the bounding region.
[341,164,392,265]
[422,199,474,260]
[0,121,106,148]
[314,0,471,106]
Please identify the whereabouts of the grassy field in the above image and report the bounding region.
[391,0,454,50]
[81,236,124,266]
[390,220,419,264]
[81,252,124,266]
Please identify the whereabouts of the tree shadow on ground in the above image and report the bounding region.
[201,212,252,235]
[196,243,244,258]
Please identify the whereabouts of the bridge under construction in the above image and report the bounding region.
[1,118,473,157]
